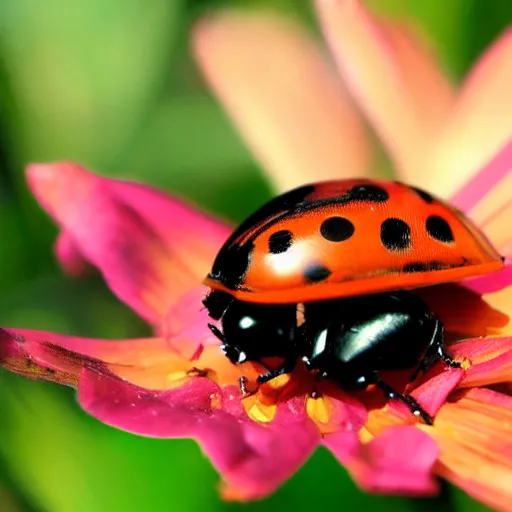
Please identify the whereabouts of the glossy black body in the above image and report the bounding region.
[301,292,440,388]
[220,300,297,364]
[204,290,459,424]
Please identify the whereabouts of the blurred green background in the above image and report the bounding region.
[0,0,509,510]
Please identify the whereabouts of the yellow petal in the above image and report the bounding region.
[193,9,373,192]
[426,30,512,197]
[316,0,454,181]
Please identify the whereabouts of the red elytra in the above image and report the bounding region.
[204,179,504,304]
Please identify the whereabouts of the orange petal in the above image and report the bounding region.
[484,286,512,330]
[0,327,256,392]
[425,388,512,512]
[415,284,510,338]
[427,30,512,197]
[193,10,373,192]
[316,0,454,180]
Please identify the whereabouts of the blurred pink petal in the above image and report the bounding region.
[429,30,512,197]
[193,10,373,192]
[315,0,454,179]
[450,140,512,258]
[450,140,512,214]
[324,426,438,494]
[162,285,216,359]
[27,162,231,326]
[55,231,89,277]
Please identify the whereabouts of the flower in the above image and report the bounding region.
[1,1,512,511]
[193,0,512,200]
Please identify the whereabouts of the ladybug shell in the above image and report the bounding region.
[205,179,504,304]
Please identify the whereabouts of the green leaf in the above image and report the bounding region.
[0,0,183,168]
[117,94,254,182]
[365,0,470,80]
[464,0,512,75]
[0,374,223,512]
[450,485,494,512]
[113,93,273,222]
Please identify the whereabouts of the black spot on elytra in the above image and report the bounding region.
[412,187,434,204]
[304,265,331,283]
[402,261,455,273]
[426,216,454,243]
[348,184,389,202]
[268,230,293,254]
[227,185,315,244]
[380,218,412,251]
[320,217,355,242]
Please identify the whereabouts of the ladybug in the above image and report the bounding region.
[203,179,504,424]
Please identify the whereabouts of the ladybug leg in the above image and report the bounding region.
[409,320,460,383]
[408,356,434,383]
[430,321,460,368]
[254,360,275,372]
[257,356,297,384]
[208,323,225,342]
[372,373,433,425]
[238,376,257,398]
[208,323,235,360]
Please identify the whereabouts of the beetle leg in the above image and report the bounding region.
[408,357,433,383]
[238,376,257,397]
[409,320,460,383]
[208,323,234,358]
[208,323,225,342]
[431,320,461,368]
[257,356,297,384]
[373,373,433,425]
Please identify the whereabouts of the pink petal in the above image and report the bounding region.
[0,327,89,386]
[382,367,464,422]
[324,425,438,495]
[451,336,512,388]
[315,0,454,181]
[80,370,320,500]
[1,327,320,499]
[0,327,213,391]
[161,285,216,359]
[55,231,89,277]
[27,162,231,326]
[193,10,373,192]
[411,367,465,417]
[462,257,512,295]
[449,140,512,261]
[428,30,512,197]
[450,140,512,214]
